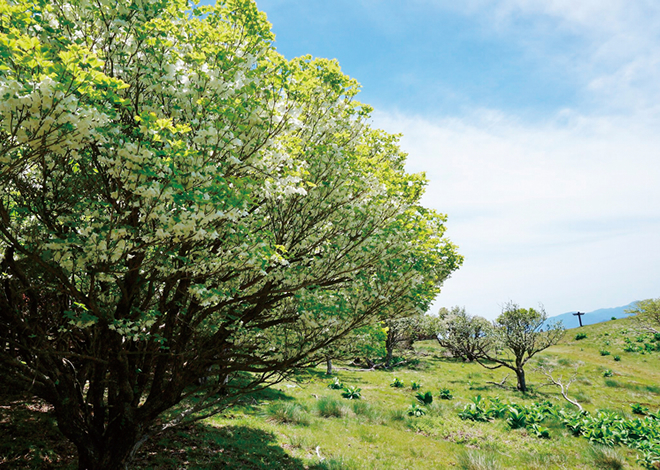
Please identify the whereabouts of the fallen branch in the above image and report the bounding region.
[536,366,583,412]
[485,374,509,388]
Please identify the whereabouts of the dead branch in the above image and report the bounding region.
[536,366,583,412]
[485,374,509,388]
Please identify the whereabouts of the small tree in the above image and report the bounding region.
[382,313,439,367]
[626,298,660,333]
[478,303,564,392]
[437,306,492,362]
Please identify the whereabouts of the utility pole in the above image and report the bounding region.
[573,311,585,327]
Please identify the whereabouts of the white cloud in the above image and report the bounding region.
[420,0,660,113]
[373,109,660,319]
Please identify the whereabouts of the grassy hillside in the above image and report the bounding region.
[3,316,660,469]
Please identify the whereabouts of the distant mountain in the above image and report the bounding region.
[544,302,639,329]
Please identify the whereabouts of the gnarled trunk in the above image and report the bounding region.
[56,406,143,470]
[515,368,527,392]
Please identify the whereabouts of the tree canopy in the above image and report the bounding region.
[437,306,492,362]
[437,303,564,392]
[626,298,660,333]
[0,0,461,468]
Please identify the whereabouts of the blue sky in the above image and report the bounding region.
[245,0,660,320]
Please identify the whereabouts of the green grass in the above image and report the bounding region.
[3,316,659,468]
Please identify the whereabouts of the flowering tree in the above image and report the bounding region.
[626,298,660,333]
[0,0,461,468]
[437,306,493,362]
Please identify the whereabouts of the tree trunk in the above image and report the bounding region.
[326,357,333,375]
[385,330,395,367]
[73,431,140,470]
[515,368,527,392]
[54,398,144,470]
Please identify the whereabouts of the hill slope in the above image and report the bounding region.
[4,316,660,469]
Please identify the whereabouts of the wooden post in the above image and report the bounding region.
[573,311,584,327]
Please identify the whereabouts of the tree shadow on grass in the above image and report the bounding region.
[0,392,328,470]
[135,422,327,470]
[0,393,76,469]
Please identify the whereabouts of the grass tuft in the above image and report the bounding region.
[264,402,310,426]
[588,444,626,470]
[315,397,350,418]
[457,449,502,470]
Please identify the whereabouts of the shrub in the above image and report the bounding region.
[613,355,621,362]
[575,333,587,340]
[600,350,611,356]
[341,386,362,400]
[415,391,433,405]
[390,377,405,388]
[411,381,421,391]
[603,369,613,377]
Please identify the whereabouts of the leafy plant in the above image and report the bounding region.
[341,386,362,400]
[603,369,614,377]
[623,343,638,352]
[632,403,649,415]
[600,350,611,356]
[415,391,433,405]
[411,381,421,390]
[390,377,405,388]
[613,355,621,361]
[328,377,344,390]
[484,397,509,419]
[574,333,587,340]
[529,423,550,439]
[407,404,427,417]
[459,395,489,422]
[506,406,527,429]
[439,388,453,400]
